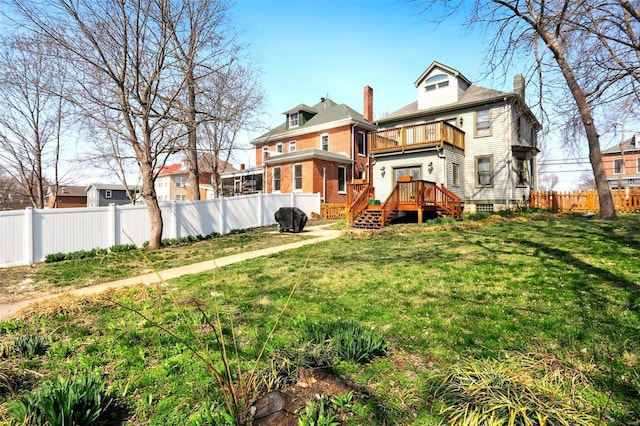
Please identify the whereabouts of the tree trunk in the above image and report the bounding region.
[139,156,163,250]
[541,31,617,219]
[186,72,200,200]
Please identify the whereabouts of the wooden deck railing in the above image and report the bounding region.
[369,121,465,154]
[435,185,463,218]
[348,182,374,224]
[321,203,347,219]
[381,184,400,226]
[530,188,640,213]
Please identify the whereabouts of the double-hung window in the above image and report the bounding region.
[289,141,296,152]
[276,142,283,153]
[289,112,299,128]
[452,163,460,187]
[357,131,366,156]
[475,109,491,137]
[321,134,329,151]
[273,167,281,191]
[614,158,624,174]
[338,166,346,193]
[476,155,493,186]
[293,164,302,191]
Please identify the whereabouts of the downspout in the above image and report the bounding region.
[322,167,326,202]
[351,122,357,181]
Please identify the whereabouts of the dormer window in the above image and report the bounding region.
[425,74,449,91]
[289,112,299,128]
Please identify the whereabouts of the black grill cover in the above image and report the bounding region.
[274,207,308,233]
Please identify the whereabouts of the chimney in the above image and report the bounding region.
[240,163,245,170]
[514,74,525,99]
[363,85,373,122]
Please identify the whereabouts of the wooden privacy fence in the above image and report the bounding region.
[530,188,640,213]
[321,203,347,219]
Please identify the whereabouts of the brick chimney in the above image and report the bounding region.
[363,85,373,122]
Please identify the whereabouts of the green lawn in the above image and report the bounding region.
[1,213,639,425]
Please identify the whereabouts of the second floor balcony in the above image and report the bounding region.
[369,120,465,154]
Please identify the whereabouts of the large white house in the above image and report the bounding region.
[369,61,541,213]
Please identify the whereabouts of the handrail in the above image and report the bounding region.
[380,184,400,226]
[348,182,374,225]
[435,185,462,218]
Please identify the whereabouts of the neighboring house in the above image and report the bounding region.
[369,61,541,214]
[85,183,140,207]
[47,185,87,208]
[155,154,236,201]
[601,133,640,188]
[251,88,377,204]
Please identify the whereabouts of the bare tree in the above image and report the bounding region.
[416,0,640,219]
[10,0,190,249]
[577,170,597,190]
[163,0,239,200]
[0,35,68,209]
[198,64,264,197]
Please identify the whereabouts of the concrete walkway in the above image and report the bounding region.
[0,225,342,321]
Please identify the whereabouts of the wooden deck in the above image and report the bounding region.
[369,121,465,154]
[348,180,462,228]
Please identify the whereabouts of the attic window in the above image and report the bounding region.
[289,112,299,128]
[424,74,449,92]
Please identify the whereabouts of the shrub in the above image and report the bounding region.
[435,353,596,425]
[108,244,136,253]
[44,252,67,263]
[12,334,48,357]
[300,320,387,364]
[465,212,491,221]
[8,373,114,426]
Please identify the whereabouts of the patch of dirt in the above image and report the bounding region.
[284,367,353,407]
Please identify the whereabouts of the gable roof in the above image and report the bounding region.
[378,84,512,124]
[602,134,640,154]
[158,155,237,176]
[252,98,376,144]
[49,185,86,197]
[414,61,472,88]
[85,183,140,191]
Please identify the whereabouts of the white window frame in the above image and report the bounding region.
[515,158,529,187]
[357,131,366,156]
[338,166,346,194]
[321,133,329,151]
[475,109,492,138]
[637,158,640,173]
[276,142,283,153]
[293,163,302,191]
[105,190,112,199]
[273,166,281,192]
[176,194,187,201]
[289,140,296,152]
[175,176,187,187]
[289,112,299,128]
[614,158,624,174]
[452,163,460,187]
[476,155,493,187]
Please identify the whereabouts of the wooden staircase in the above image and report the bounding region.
[348,179,462,229]
[352,207,398,229]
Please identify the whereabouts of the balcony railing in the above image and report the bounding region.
[369,121,465,154]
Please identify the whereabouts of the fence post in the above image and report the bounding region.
[108,204,117,247]
[219,196,227,235]
[24,207,34,265]
[258,191,264,227]
[552,192,559,213]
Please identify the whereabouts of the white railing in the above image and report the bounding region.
[0,192,320,267]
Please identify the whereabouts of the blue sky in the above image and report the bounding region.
[231,0,492,133]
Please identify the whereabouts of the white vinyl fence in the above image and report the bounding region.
[0,192,320,268]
